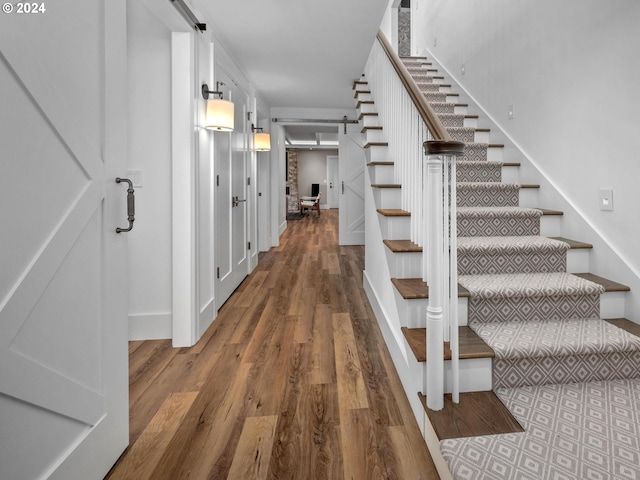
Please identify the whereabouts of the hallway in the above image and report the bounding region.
[106,209,439,479]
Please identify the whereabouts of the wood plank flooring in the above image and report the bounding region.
[106,209,439,480]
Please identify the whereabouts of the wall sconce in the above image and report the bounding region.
[251,124,271,152]
[202,81,234,131]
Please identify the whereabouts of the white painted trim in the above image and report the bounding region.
[171,31,196,347]
[279,220,287,237]
[128,313,172,340]
[363,270,407,358]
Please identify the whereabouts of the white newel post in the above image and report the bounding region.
[424,140,465,411]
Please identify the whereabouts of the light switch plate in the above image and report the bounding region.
[508,104,514,120]
[599,188,613,211]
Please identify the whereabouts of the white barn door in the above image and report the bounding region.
[0,2,129,479]
[338,123,366,245]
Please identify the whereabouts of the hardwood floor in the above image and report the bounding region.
[106,209,439,480]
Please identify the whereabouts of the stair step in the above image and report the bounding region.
[458,207,544,237]
[368,161,394,166]
[457,236,570,275]
[421,391,523,440]
[383,239,421,252]
[457,161,502,183]
[377,208,410,217]
[474,317,640,389]
[573,272,631,292]
[358,112,377,121]
[391,278,470,299]
[352,80,368,89]
[364,142,388,148]
[457,182,521,208]
[460,272,605,325]
[402,326,495,363]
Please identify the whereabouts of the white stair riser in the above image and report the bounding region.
[378,215,411,240]
[415,358,493,396]
[363,128,385,143]
[355,91,372,102]
[446,94,458,103]
[501,165,520,183]
[566,249,590,273]
[518,187,539,208]
[372,188,401,209]
[358,102,376,115]
[369,164,395,184]
[474,130,490,143]
[360,114,380,128]
[396,293,469,328]
[463,117,478,128]
[444,358,493,393]
[454,105,468,115]
[365,145,390,163]
[385,250,423,278]
[540,215,562,237]
[487,146,503,163]
[601,291,626,318]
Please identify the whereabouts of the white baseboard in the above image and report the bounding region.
[128,312,172,341]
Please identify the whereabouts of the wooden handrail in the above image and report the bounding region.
[376,30,451,141]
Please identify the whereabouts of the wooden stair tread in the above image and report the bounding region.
[420,392,524,440]
[377,209,410,217]
[367,161,394,166]
[364,142,388,148]
[401,326,495,363]
[605,318,640,337]
[371,184,401,188]
[352,81,368,89]
[488,143,504,148]
[520,184,540,189]
[354,90,371,98]
[391,278,470,299]
[573,273,630,292]
[537,208,564,216]
[383,239,421,252]
[358,112,378,120]
[361,126,383,133]
[356,100,374,108]
[549,237,593,249]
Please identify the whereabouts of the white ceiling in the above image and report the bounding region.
[192,0,389,110]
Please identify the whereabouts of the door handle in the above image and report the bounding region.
[115,177,135,233]
[232,196,247,207]
[341,181,345,194]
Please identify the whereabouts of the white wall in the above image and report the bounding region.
[413,0,640,319]
[297,149,339,206]
[127,1,174,339]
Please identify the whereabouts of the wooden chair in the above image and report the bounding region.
[299,193,321,216]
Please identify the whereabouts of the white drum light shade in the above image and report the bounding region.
[254,132,271,151]
[205,99,234,131]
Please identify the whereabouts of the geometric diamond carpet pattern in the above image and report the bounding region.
[458,236,570,275]
[457,207,542,237]
[475,318,640,389]
[441,378,640,480]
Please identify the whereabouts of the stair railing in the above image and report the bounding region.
[364,30,464,410]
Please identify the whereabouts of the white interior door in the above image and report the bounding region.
[215,74,249,309]
[327,155,340,208]
[0,1,129,479]
[338,124,366,245]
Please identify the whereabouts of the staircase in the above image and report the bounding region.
[358,52,640,479]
